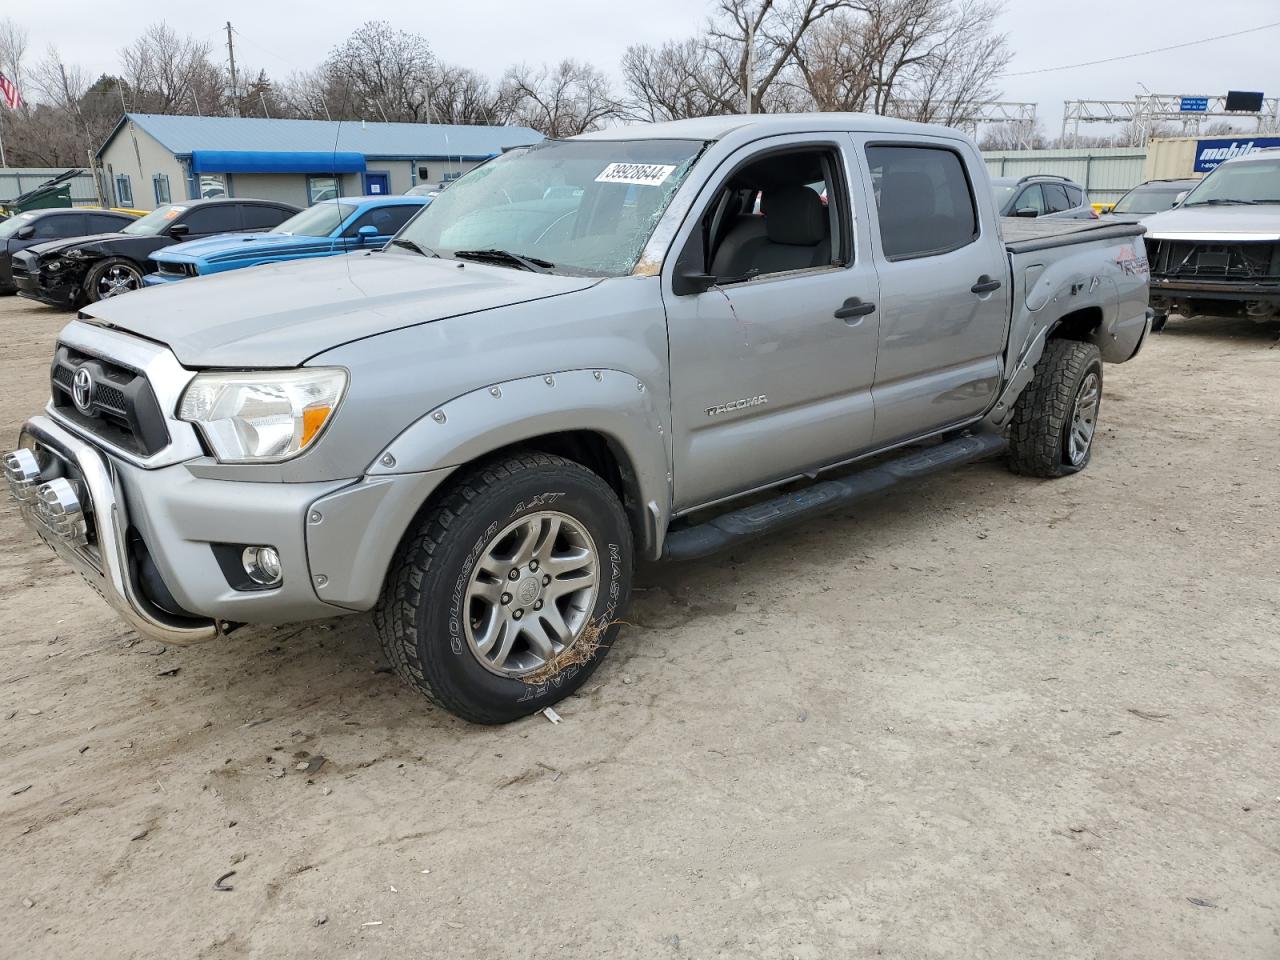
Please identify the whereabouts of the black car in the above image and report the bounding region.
[11,197,299,308]
[0,208,137,293]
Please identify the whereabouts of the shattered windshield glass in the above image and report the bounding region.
[395,138,705,277]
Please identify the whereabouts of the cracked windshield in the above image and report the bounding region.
[395,138,704,276]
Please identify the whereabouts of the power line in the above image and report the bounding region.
[1003,20,1280,77]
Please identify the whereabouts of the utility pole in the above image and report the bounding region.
[225,21,239,117]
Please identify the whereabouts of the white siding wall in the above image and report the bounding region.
[99,123,188,210]
[982,147,1148,203]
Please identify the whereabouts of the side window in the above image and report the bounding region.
[1015,184,1046,215]
[153,174,171,206]
[114,174,133,207]
[1043,182,1071,213]
[343,205,419,237]
[35,214,85,239]
[182,205,243,236]
[241,205,294,230]
[1064,184,1084,207]
[683,146,846,283]
[865,144,978,260]
[88,213,132,233]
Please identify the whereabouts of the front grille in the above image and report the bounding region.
[50,345,170,457]
[1145,238,1280,281]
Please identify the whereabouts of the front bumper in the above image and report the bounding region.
[14,268,80,306]
[143,271,185,287]
[7,415,222,644]
[8,414,452,643]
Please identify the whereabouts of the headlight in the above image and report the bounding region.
[178,368,347,463]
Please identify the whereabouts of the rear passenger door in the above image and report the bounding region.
[854,136,1009,445]
[181,204,243,238]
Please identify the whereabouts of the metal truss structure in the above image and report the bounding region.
[885,100,1039,148]
[1061,94,1280,146]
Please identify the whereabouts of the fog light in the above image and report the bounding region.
[4,447,41,501]
[241,546,283,586]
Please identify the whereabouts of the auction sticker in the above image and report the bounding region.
[595,162,676,186]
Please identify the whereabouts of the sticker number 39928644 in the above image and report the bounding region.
[594,163,677,186]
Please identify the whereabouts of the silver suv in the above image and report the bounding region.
[992,174,1095,220]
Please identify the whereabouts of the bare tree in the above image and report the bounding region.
[497,60,622,137]
[322,20,434,122]
[120,22,225,115]
[622,38,742,121]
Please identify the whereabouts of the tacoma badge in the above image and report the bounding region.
[706,395,768,417]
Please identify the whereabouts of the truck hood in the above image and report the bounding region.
[154,231,327,264]
[80,251,600,367]
[1142,205,1280,241]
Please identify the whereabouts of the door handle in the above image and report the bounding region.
[971,274,1002,294]
[834,297,876,321]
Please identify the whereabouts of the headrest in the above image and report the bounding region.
[880,172,936,221]
[762,186,826,246]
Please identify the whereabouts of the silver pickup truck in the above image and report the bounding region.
[5,114,1152,723]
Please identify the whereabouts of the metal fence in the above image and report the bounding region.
[0,168,103,206]
[981,147,1148,203]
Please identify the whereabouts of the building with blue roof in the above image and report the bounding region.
[96,113,543,210]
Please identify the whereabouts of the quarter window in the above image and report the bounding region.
[115,174,133,207]
[866,145,978,260]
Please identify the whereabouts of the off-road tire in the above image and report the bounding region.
[1150,313,1169,333]
[1007,339,1103,478]
[82,257,144,305]
[374,452,633,724]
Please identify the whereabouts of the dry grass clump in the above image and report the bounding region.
[519,617,614,685]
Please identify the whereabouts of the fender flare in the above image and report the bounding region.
[367,368,673,556]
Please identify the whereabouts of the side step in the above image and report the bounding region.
[662,432,1007,561]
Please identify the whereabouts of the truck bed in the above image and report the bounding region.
[1002,217,1145,254]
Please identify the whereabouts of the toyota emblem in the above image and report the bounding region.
[72,367,94,414]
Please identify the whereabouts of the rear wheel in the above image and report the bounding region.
[1007,339,1103,478]
[374,452,633,724]
[84,257,144,303]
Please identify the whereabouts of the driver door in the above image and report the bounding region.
[662,135,881,512]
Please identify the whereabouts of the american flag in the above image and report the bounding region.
[0,71,23,111]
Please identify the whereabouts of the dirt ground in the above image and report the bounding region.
[1,292,1277,960]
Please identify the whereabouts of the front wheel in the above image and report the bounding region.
[1007,339,1103,478]
[374,452,633,724]
[83,257,144,303]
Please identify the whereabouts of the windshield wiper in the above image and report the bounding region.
[1185,198,1258,206]
[453,248,553,273]
[389,237,438,257]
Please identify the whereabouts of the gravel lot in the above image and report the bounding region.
[1,292,1278,959]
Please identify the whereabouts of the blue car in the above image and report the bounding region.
[145,195,428,285]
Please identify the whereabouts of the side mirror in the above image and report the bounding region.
[15,224,34,240]
[673,268,718,296]
[1173,191,1188,207]
[357,224,379,243]
[168,223,190,238]
[1014,207,1039,218]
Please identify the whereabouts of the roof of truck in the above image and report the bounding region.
[573,112,969,143]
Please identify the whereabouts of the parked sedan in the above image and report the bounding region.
[11,197,299,308]
[145,195,428,285]
[1104,178,1200,224]
[0,208,137,293]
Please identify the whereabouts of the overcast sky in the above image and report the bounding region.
[13,0,1280,137]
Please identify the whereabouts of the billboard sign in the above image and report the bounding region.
[1193,136,1280,172]
[1179,96,1209,113]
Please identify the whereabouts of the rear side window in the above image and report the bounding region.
[242,205,295,230]
[88,213,133,233]
[1043,182,1071,212]
[343,204,420,237]
[866,145,977,260]
[183,205,242,235]
[1064,184,1084,206]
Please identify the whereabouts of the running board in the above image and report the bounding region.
[662,432,1007,561]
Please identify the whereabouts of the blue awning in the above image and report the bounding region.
[189,150,367,175]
